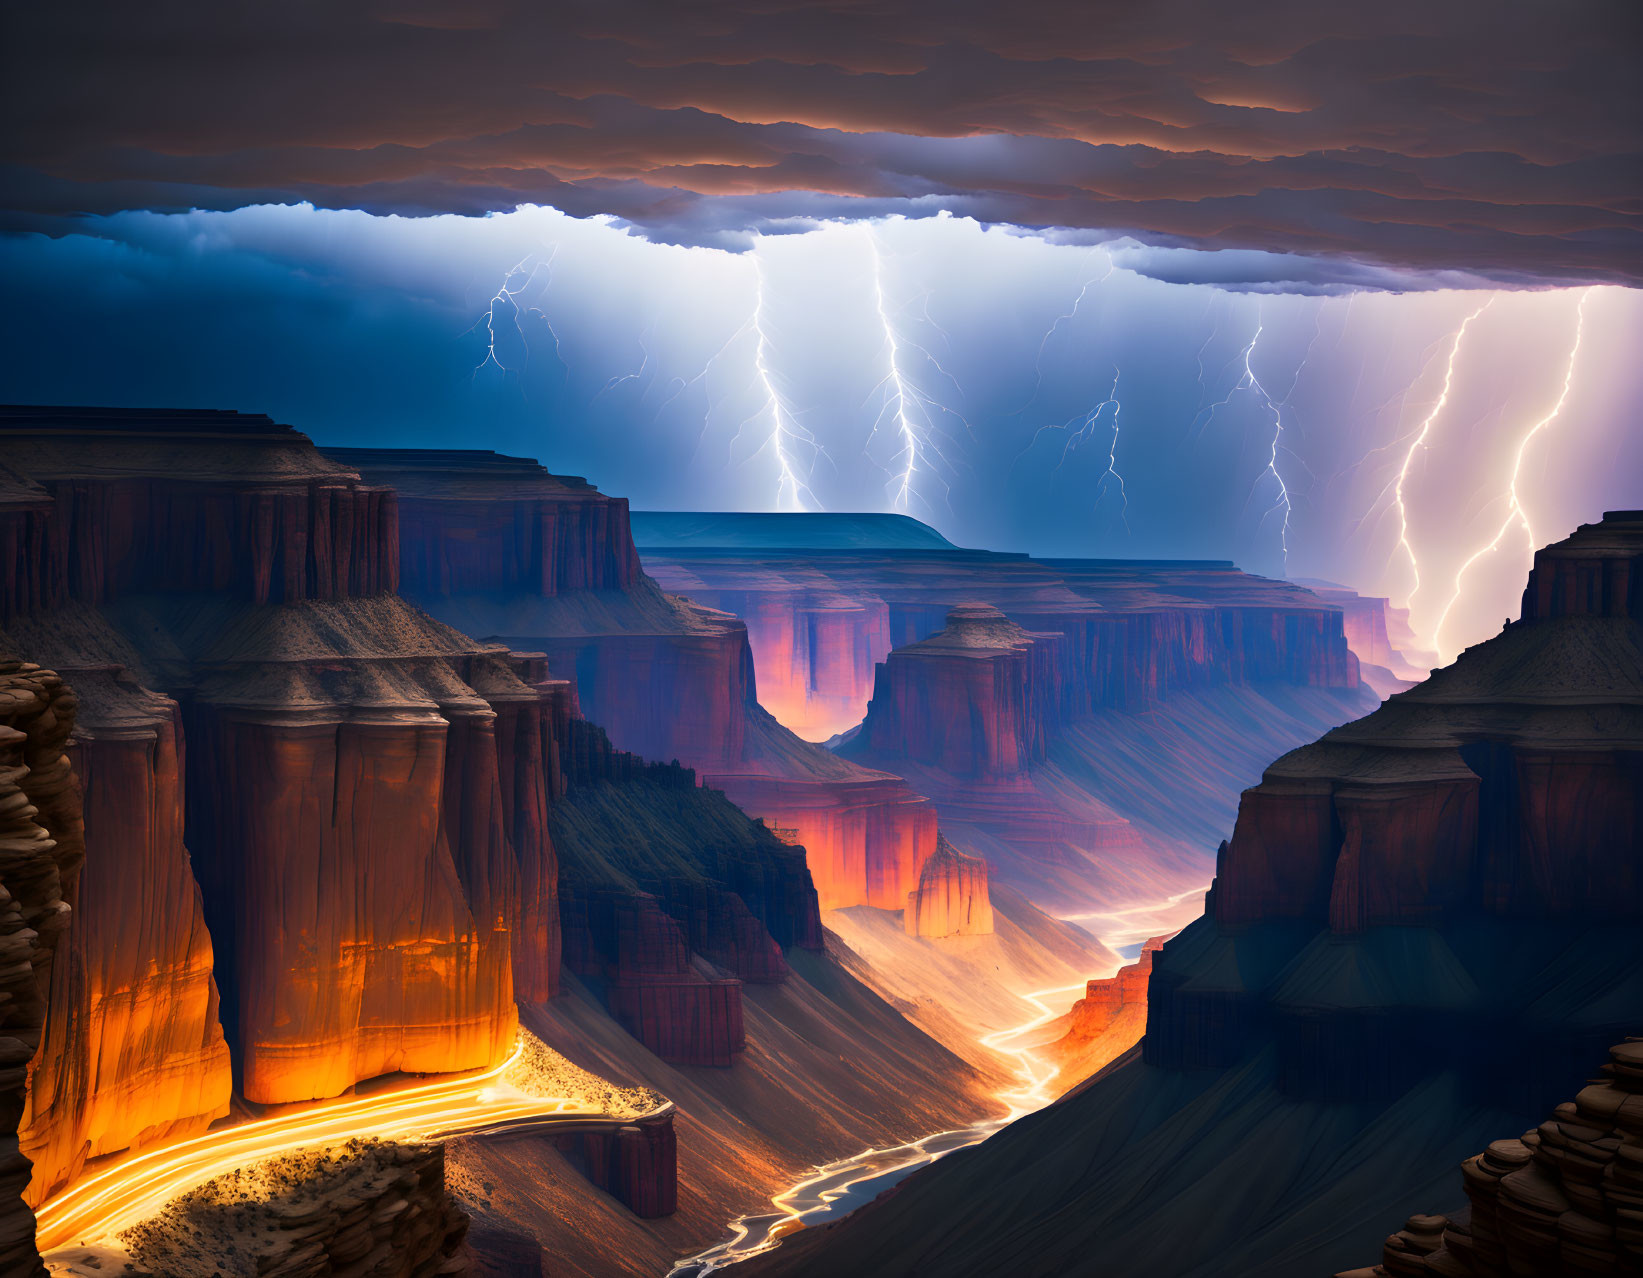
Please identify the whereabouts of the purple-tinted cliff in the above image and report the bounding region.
[741,510,1643,1278]
[326,450,942,916]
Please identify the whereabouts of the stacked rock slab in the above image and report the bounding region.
[1337,1037,1643,1278]
[326,448,941,915]
[0,409,569,1129]
[0,662,81,1278]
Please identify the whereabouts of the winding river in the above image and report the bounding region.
[668,981,1088,1276]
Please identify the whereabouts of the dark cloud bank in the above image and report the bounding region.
[2,0,1639,285]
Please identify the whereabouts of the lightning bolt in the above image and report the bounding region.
[1197,315,1294,569]
[867,233,921,513]
[1389,299,1493,608]
[743,246,820,512]
[1095,370,1130,533]
[860,229,975,516]
[1432,287,1593,659]
[1244,324,1295,569]
[1012,364,1128,534]
[469,249,560,378]
[1016,249,1115,415]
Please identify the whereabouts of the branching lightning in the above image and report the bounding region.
[1016,249,1114,415]
[1432,288,1594,659]
[469,249,560,378]
[1012,365,1128,532]
[1197,315,1295,569]
[861,229,974,516]
[742,246,820,512]
[1388,299,1493,608]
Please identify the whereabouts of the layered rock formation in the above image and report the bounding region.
[741,510,1643,1278]
[1,662,81,1278]
[639,517,1380,925]
[0,409,568,1143]
[329,449,941,916]
[1292,578,1429,698]
[1338,1038,1643,1278]
[903,836,993,938]
[1044,934,1167,1091]
[19,667,231,1204]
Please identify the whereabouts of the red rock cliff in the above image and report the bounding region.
[1,410,568,1118]
[331,448,941,915]
[16,666,231,1205]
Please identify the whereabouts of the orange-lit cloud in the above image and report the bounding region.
[1,2,1638,282]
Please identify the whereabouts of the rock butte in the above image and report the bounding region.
[739,510,1643,1278]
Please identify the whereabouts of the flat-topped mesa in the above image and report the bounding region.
[320,447,642,599]
[1144,509,1643,1105]
[1520,508,1643,623]
[904,836,993,938]
[0,405,398,617]
[1212,516,1643,936]
[2,410,572,1120]
[635,516,1368,728]
[333,448,941,916]
[858,603,1063,783]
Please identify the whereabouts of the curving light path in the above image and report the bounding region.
[36,1032,672,1253]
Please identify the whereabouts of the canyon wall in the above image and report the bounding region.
[741,510,1643,1278]
[0,408,571,1190]
[549,719,826,1066]
[332,449,942,916]
[18,668,231,1204]
[903,836,993,938]
[1044,934,1166,1091]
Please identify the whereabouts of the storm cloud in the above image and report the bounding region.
[3,0,1639,284]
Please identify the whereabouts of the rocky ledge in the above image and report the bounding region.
[1338,1037,1643,1278]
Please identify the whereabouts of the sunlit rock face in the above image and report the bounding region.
[1046,935,1167,1091]
[0,408,572,1112]
[0,661,81,1278]
[18,670,230,1206]
[903,837,993,938]
[737,513,1643,1278]
[337,450,942,915]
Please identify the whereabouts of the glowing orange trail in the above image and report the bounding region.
[35,1035,669,1252]
[1432,287,1593,660]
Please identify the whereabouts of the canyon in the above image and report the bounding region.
[7,401,1616,1278]
[0,408,998,1276]
[739,508,1643,1278]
